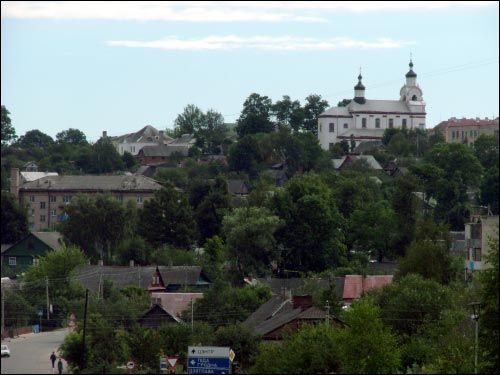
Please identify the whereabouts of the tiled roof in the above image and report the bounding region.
[20,175,163,192]
[343,275,393,300]
[151,292,203,317]
[256,277,345,299]
[435,117,499,129]
[139,145,184,157]
[348,99,415,114]
[242,295,293,330]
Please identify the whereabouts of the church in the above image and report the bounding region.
[317,60,426,150]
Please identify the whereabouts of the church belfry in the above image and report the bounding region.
[353,70,366,104]
[400,58,423,103]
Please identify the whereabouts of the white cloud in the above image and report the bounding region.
[105,35,415,51]
[1,1,496,22]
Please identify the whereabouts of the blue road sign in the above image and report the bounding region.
[187,357,230,374]
[187,368,229,374]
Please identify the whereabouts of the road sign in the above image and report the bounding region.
[229,349,235,362]
[126,361,135,370]
[188,346,231,374]
[160,357,167,370]
[168,357,178,367]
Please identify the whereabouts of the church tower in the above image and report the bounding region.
[400,59,423,103]
[353,72,366,104]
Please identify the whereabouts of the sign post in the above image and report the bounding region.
[187,346,231,374]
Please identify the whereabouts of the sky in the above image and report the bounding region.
[1,1,499,142]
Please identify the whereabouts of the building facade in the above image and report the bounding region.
[109,125,173,156]
[432,117,499,145]
[318,60,426,150]
[465,215,499,277]
[10,168,163,231]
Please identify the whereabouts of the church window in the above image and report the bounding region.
[411,95,418,101]
[344,123,348,129]
[389,119,394,128]
[362,118,367,128]
[375,119,380,128]
[402,119,407,129]
[329,123,335,132]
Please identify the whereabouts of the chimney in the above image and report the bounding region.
[10,168,20,198]
[129,260,135,267]
[102,130,107,138]
[98,259,104,266]
[292,295,313,311]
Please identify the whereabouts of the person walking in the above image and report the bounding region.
[50,352,57,369]
[57,358,64,374]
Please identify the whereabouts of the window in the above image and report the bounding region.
[473,248,481,261]
[389,119,394,128]
[362,118,367,128]
[375,118,380,128]
[329,123,335,132]
[50,196,56,202]
[63,195,72,203]
[137,196,144,204]
[344,123,348,129]
[411,95,418,101]
[40,202,46,209]
[40,215,46,222]
[9,257,16,266]
[30,196,35,202]
[51,209,57,217]
[33,258,40,266]
[402,119,407,129]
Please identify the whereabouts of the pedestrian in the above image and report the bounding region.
[50,352,57,369]
[57,358,63,374]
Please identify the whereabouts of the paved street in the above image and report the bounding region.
[1,328,69,374]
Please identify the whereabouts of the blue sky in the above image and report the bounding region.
[1,1,499,142]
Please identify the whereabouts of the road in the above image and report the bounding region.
[1,328,69,374]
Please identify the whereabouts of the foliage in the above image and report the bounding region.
[174,104,205,136]
[122,151,137,169]
[56,128,88,145]
[2,289,36,328]
[473,134,499,170]
[59,330,86,371]
[154,167,189,189]
[213,323,259,369]
[272,95,304,132]
[391,175,418,257]
[1,105,16,144]
[303,94,329,135]
[15,129,54,149]
[88,137,124,173]
[60,194,129,261]
[148,245,197,266]
[115,236,152,266]
[480,165,499,214]
[236,93,274,136]
[194,183,231,243]
[199,235,226,281]
[222,206,283,276]
[1,191,29,244]
[228,134,262,176]
[138,184,197,248]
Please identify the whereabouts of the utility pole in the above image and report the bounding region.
[325,300,330,322]
[46,277,50,322]
[82,289,89,370]
[1,285,4,339]
[191,299,194,332]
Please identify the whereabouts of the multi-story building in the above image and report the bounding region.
[464,214,499,278]
[431,117,499,145]
[10,168,163,231]
[109,125,173,156]
[318,60,426,150]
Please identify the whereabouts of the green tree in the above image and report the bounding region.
[391,175,418,256]
[195,189,230,243]
[1,105,16,144]
[336,297,401,374]
[222,206,283,276]
[55,128,88,145]
[174,104,205,137]
[122,151,137,169]
[198,109,228,153]
[60,194,128,261]
[213,323,259,370]
[228,134,262,176]
[16,129,54,149]
[473,134,499,170]
[480,165,499,214]
[236,93,274,137]
[349,200,398,262]
[272,95,304,132]
[337,99,351,107]
[1,191,28,244]
[89,137,124,173]
[303,94,329,134]
[138,184,197,248]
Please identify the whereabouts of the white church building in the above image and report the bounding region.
[318,60,426,150]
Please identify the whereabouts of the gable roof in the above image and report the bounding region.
[226,180,249,195]
[138,303,181,325]
[20,172,58,182]
[151,292,203,317]
[111,125,173,144]
[342,275,393,300]
[20,175,163,192]
[139,145,182,157]
[31,232,64,250]
[242,295,293,331]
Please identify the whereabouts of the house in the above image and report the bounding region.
[1,232,64,272]
[383,160,408,177]
[10,168,163,231]
[226,180,250,196]
[243,294,345,340]
[136,145,185,165]
[74,265,211,294]
[431,117,499,145]
[269,163,288,187]
[332,155,383,171]
[255,277,345,300]
[465,214,499,278]
[23,161,39,172]
[150,292,203,318]
[166,134,196,155]
[318,60,426,150]
[342,275,393,303]
[138,303,181,328]
[20,171,59,183]
[109,126,173,156]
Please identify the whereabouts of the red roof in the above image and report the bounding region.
[435,117,499,129]
[342,275,393,300]
[151,292,203,317]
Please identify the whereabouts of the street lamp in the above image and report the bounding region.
[469,302,481,374]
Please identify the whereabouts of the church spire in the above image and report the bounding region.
[353,68,366,104]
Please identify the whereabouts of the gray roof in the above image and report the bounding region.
[31,232,64,250]
[353,140,384,154]
[242,295,293,330]
[169,134,196,146]
[139,145,186,157]
[74,265,206,292]
[332,155,382,170]
[111,125,173,144]
[20,172,58,182]
[20,175,163,192]
[348,99,411,114]
[227,180,249,195]
[1,244,13,254]
[319,106,352,117]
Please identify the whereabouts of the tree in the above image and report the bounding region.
[195,189,230,243]
[336,297,401,374]
[197,109,227,153]
[272,95,304,132]
[391,175,418,256]
[272,173,346,272]
[60,194,128,261]
[473,134,499,170]
[174,104,205,137]
[122,151,137,169]
[236,93,274,137]
[89,137,124,173]
[480,165,499,214]
[303,94,329,134]
[337,99,351,107]
[222,206,283,276]
[1,191,28,244]
[138,184,196,248]
[348,200,398,262]
[1,105,16,144]
[213,323,259,370]
[16,129,54,149]
[55,128,88,145]
[228,134,262,176]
